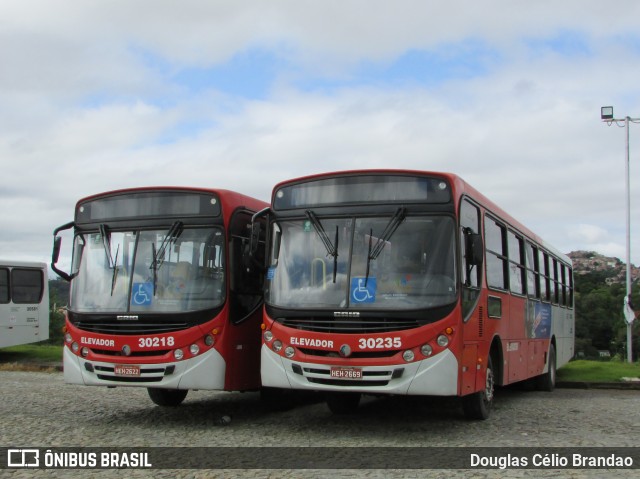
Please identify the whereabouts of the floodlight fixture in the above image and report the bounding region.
[601,106,614,120]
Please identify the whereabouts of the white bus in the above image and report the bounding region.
[0,260,49,348]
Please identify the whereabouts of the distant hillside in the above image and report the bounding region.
[568,251,640,284]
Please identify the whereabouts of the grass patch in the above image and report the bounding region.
[557,360,640,383]
[0,344,62,364]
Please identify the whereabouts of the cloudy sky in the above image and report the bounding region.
[2,1,640,273]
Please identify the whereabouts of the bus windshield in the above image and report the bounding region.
[266,215,456,310]
[70,227,225,313]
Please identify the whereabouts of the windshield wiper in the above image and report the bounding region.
[364,207,407,286]
[150,221,184,295]
[99,224,121,296]
[305,210,339,283]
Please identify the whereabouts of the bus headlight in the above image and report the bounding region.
[263,330,273,342]
[190,344,200,356]
[71,342,79,353]
[402,350,415,362]
[174,349,184,360]
[284,346,295,358]
[421,344,433,357]
[204,335,215,346]
[436,334,449,348]
[65,333,73,344]
[272,340,283,352]
[81,347,89,358]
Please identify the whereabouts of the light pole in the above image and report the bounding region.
[601,106,639,362]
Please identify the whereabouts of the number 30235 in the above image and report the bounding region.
[138,336,175,348]
[358,337,402,350]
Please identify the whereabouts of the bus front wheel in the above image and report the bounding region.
[536,344,556,392]
[147,388,188,407]
[462,356,494,420]
[326,392,361,415]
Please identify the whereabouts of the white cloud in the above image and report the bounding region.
[1,1,640,269]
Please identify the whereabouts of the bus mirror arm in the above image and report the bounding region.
[51,221,77,282]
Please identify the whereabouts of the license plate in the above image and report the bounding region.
[114,364,140,377]
[330,367,362,379]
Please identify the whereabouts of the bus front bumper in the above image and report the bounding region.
[261,345,459,396]
[63,346,226,390]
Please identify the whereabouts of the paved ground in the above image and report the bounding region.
[1,370,639,478]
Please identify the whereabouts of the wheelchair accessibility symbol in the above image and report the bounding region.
[351,277,376,303]
[132,282,153,306]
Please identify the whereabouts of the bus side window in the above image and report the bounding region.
[0,268,9,303]
[485,216,508,291]
[11,268,44,304]
[460,199,481,319]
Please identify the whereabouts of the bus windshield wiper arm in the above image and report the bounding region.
[364,207,407,286]
[150,221,184,294]
[99,224,116,268]
[305,210,339,283]
[369,207,407,259]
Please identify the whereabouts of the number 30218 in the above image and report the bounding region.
[358,337,401,350]
[138,336,175,348]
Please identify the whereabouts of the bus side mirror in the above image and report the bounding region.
[465,232,483,266]
[52,237,62,263]
[249,207,270,256]
[250,221,261,256]
[51,221,76,282]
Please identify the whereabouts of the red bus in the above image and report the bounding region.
[257,170,574,419]
[51,187,267,406]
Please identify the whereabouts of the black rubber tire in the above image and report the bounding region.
[326,392,361,415]
[536,344,556,392]
[260,387,294,411]
[462,356,494,420]
[147,388,188,407]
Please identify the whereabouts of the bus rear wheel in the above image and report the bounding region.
[147,388,188,407]
[462,356,494,420]
[326,392,361,415]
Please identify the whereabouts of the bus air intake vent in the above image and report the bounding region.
[277,316,420,333]
[478,306,484,338]
[74,321,188,335]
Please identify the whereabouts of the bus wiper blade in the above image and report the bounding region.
[99,223,121,296]
[151,242,158,296]
[110,247,120,296]
[364,207,407,287]
[333,224,339,283]
[365,228,373,287]
[305,210,339,283]
[150,221,184,273]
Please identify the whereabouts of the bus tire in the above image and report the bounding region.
[260,387,294,411]
[326,392,361,415]
[462,356,494,420]
[147,388,188,407]
[536,344,556,392]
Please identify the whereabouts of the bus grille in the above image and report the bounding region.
[74,321,188,335]
[298,348,398,359]
[277,316,420,333]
